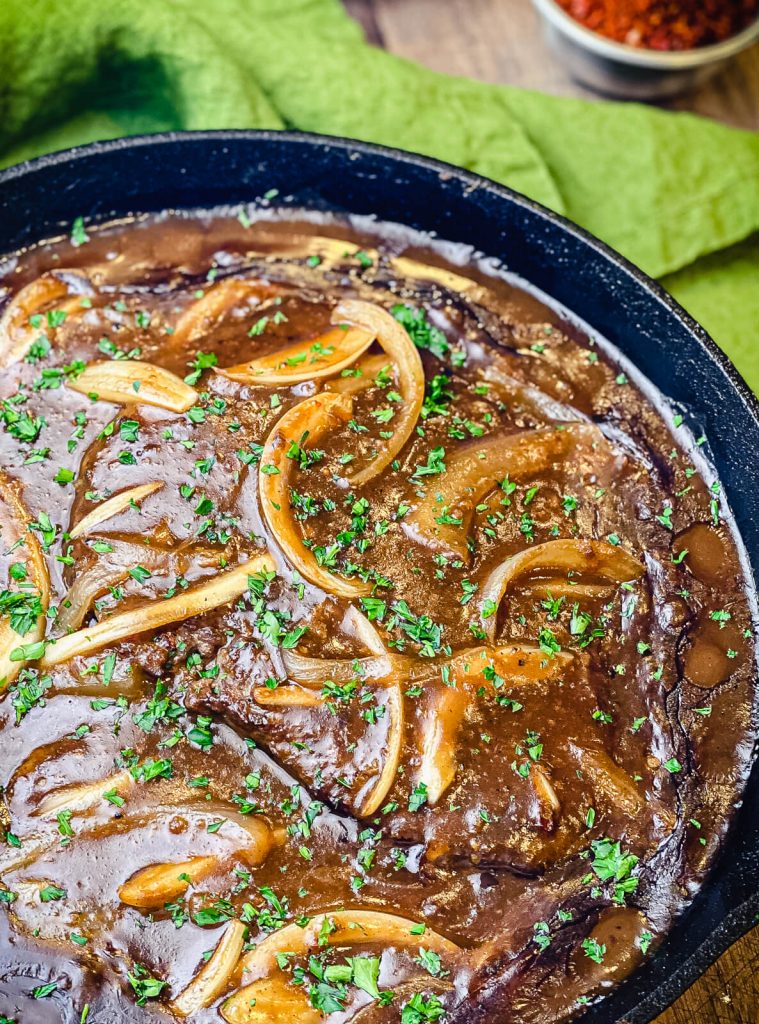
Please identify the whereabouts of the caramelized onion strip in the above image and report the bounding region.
[404,425,613,560]
[570,745,644,817]
[173,920,248,1017]
[69,482,164,539]
[531,764,561,830]
[342,605,387,655]
[335,300,424,486]
[281,650,396,687]
[416,644,572,806]
[326,354,394,396]
[218,325,374,385]
[118,855,218,909]
[222,976,318,1024]
[0,273,91,367]
[0,475,51,689]
[33,769,134,818]
[244,910,459,976]
[171,278,274,347]
[252,686,324,708]
[68,360,197,412]
[259,392,370,598]
[358,680,404,817]
[40,554,274,667]
[480,539,645,640]
[418,685,468,806]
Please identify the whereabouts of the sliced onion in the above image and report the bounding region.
[0,272,90,367]
[335,301,424,486]
[53,540,222,637]
[281,650,396,687]
[404,424,612,559]
[41,554,274,668]
[221,975,319,1024]
[171,278,274,347]
[54,562,129,636]
[417,685,468,805]
[253,686,324,708]
[390,256,481,296]
[479,539,645,640]
[358,680,404,817]
[281,607,395,685]
[570,745,644,816]
[326,354,394,396]
[218,325,374,386]
[274,668,403,815]
[69,482,164,539]
[341,605,387,655]
[519,579,612,600]
[33,769,134,818]
[237,910,459,984]
[118,855,218,909]
[531,764,561,830]
[415,644,572,806]
[68,360,197,412]
[173,920,247,1017]
[0,474,50,690]
[2,806,278,878]
[482,364,588,423]
[259,392,370,598]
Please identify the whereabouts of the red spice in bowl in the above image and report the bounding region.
[555,0,759,50]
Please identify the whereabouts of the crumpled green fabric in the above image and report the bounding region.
[1,0,757,389]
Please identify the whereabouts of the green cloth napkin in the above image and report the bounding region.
[1,0,758,390]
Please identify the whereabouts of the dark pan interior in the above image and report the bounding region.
[0,130,757,1024]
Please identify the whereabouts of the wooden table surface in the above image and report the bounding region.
[344,2,759,1022]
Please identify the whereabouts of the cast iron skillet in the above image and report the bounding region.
[0,131,757,1024]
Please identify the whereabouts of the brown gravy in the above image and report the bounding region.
[0,212,755,1023]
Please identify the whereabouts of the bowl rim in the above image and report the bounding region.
[531,0,759,67]
[0,129,758,1024]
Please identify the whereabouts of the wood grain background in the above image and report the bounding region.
[344,2,759,1021]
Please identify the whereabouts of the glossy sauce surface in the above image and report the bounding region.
[0,214,756,1024]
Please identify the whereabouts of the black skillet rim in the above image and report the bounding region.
[0,129,757,1024]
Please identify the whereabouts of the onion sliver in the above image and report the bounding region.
[40,554,274,667]
[479,539,645,641]
[415,644,572,806]
[236,909,459,984]
[418,685,468,806]
[570,745,644,817]
[173,920,247,1017]
[222,975,319,1024]
[390,256,481,297]
[335,300,424,486]
[404,424,614,560]
[0,474,51,690]
[218,325,374,385]
[0,273,89,367]
[68,360,197,412]
[171,278,273,347]
[358,680,404,817]
[341,605,387,655]
[34,769,134,818]
[53,539,222,636]
[281,650,397,687]
[259,392,369,598]
[119,855,218,909]
[253,686,324,708]
[326,354,394,396]
[531,764,561,829]
[69,481,164,539]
